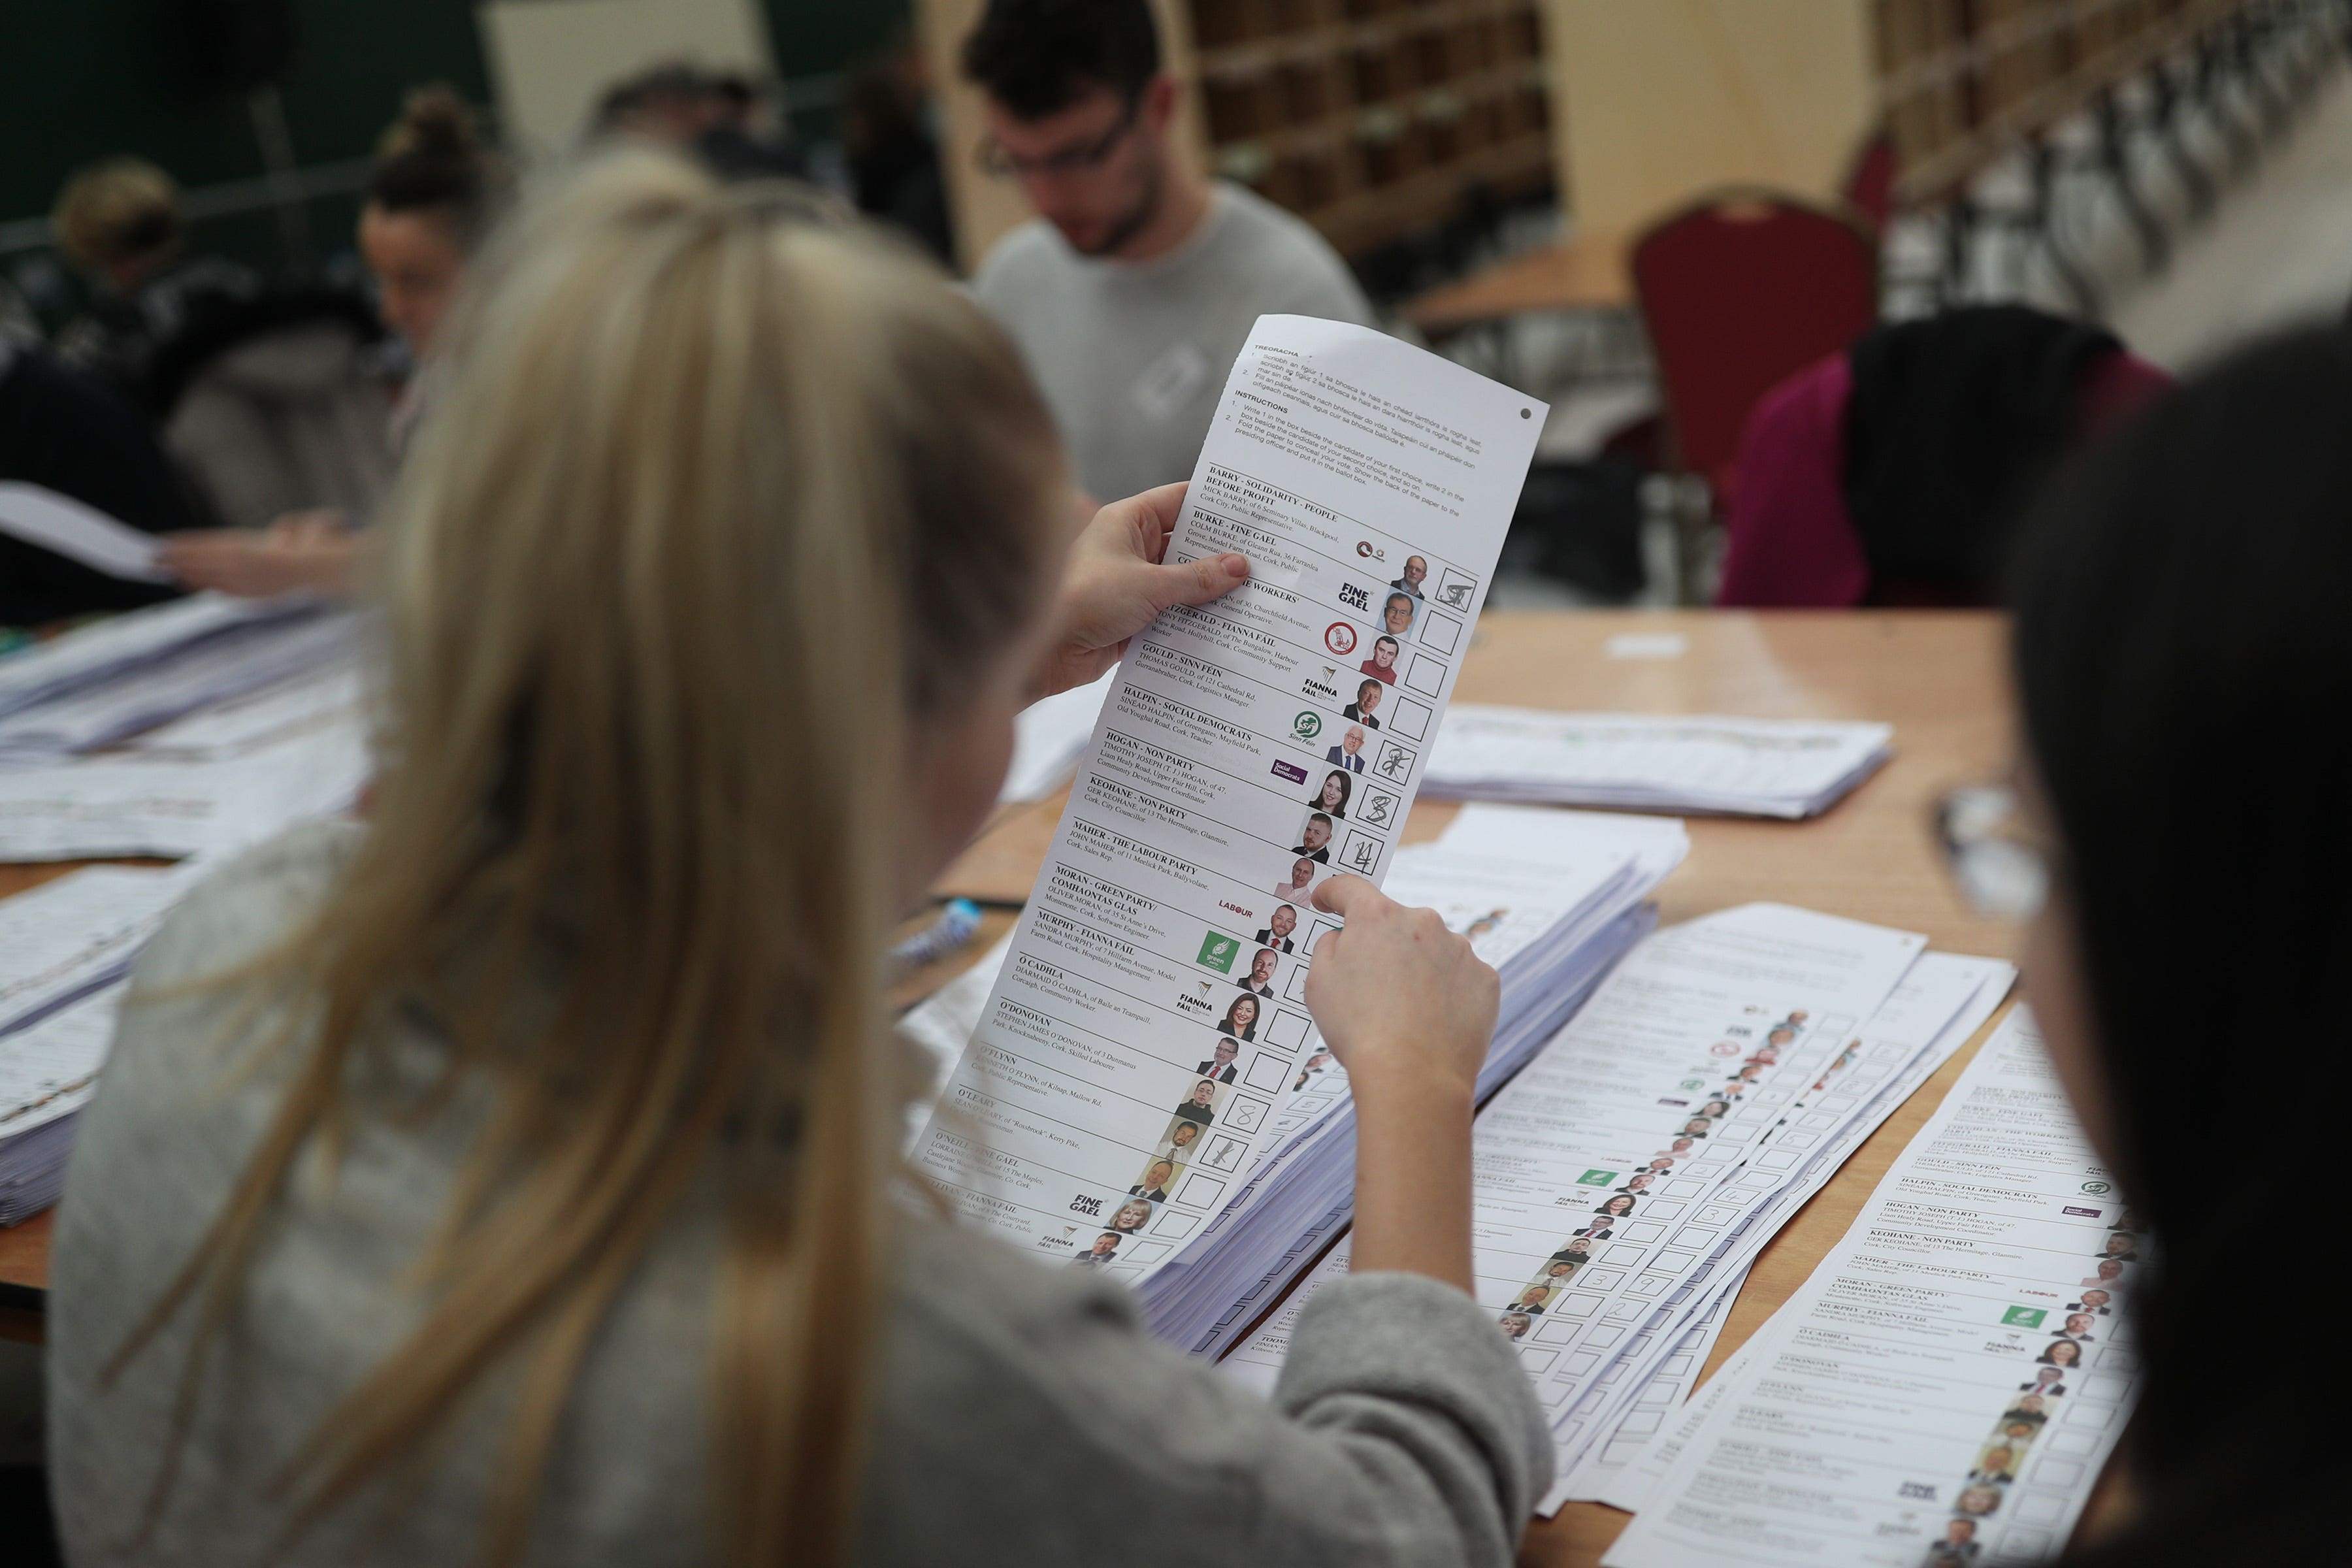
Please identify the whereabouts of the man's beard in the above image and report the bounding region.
[1074,154,1164,258]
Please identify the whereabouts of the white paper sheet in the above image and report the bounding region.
[1426,709,1893,819]
[0,983,126,1136]
[0,482,170,582]
[0,865,191,1034]
[1605,1007,2136,1568]
[1001,670,1118,804]
[0,612,356,764]
[0,592,304,723]
[116,660,365,758]
[0,716,370,861]
[907,316,1544,1279]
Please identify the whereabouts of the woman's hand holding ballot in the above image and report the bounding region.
[1030,482,1252,699]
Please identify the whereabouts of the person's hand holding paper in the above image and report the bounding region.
[1029,481,1250,698]
[156,510,360,600]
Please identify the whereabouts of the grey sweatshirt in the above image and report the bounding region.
[46,823,1550,1565]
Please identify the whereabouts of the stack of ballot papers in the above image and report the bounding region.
[0,865,200,1223]
[1605,1007,2138,1568]
[1425,708,1893,819]
[0,594,370,862]
[1217,904,2019,1516]
[898,803,1689,1350]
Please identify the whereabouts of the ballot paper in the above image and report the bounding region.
[1426,709,1893,819]
[0,611,356,764]
[908,316,1545,1275]
[1000,669,1118,804]
[1552,955,2014,1508]
[0,865,191,1036]
[1221,904,1932,1392]
[0,716,369,861]
[0,482,171,583]
[0,985,125,1222]
[117,659,365,759]
[0,983,125,1137]
[1606,1007,2136,1568]
[0,592,308,723]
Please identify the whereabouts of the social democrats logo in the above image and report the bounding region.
[1292,711,1322,742]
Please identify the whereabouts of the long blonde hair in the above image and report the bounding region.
[113,153,1061,1564]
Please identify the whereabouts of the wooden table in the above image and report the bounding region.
[1402,233,1635,341]
[1,610,2123,1552]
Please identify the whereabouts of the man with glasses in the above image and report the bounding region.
[962,0,1374,504]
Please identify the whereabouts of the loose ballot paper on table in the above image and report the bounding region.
[908,315,1544,1270]
[1605,1006,2136,1568]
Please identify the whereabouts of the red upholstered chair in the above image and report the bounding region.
[1631,189,1881,508]
[1840,133,1897,235]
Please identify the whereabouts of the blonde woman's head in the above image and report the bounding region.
[53,157,182,286]
[382,151,1063,903]
[127,152,1066,1567]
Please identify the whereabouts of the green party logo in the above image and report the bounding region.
[2001,1305,2046,1329]
[1196,932,1239,973]
[1576,1169,1618,1187]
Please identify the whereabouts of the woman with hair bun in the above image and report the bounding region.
[161,86,506,599]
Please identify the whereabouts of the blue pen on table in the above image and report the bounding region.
[892,898,982,968]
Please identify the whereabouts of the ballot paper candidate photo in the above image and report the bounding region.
[1195,1039,1240,1083]
[1381,591,1417,640]
[1344,679,1384,727]
[1106,1198,1156,1236]
[1130,1156,1181,1203]
[1156,1118,1207,1158]
[1272,857,1318,904]
[1307,770,1352,818]
[1171,1078,1224,1126]
[1292,811,1334,862]
[1218,995,1260,1040]
[1924,1518,1980,1565]
[1071,1231,1122,1266]
[1255,904,1298,951]
[1237,948,1279,995]
[1392,555,1428,598]
[1360,635,1401,685]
